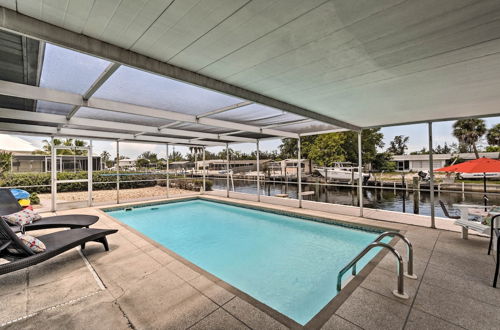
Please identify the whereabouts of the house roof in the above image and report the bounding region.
[0,134,37,152]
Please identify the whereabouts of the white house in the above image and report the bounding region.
[391,152,499,172]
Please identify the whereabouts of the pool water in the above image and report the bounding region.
[107,199,387,325]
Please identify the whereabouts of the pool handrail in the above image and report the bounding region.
[373,231,417,279]
[336,241,409,299]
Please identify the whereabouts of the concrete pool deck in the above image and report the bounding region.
[1,195,498,329]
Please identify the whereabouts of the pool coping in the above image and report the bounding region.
[98,195,404,329]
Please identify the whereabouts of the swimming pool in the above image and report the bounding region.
[106,199,388,325]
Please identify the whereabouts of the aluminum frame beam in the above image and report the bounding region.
[0,80,298,138]
[300,128,349,136]
[0,122,223,146]
[66,62,120,119]
[428,122,435,229]
[0,108,230,145]
[0,7,360,131]
[196,101,253,118]
[263,119,312,129]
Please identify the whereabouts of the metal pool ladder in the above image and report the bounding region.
[336,232,417,300]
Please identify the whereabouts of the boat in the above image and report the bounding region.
[458,172,500,180]
[315,162,370,183]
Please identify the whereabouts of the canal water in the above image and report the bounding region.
[210,178,500,218]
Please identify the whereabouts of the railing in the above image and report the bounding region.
[373,232,417,279]
[206,176,500,217]
[337,232,416,299]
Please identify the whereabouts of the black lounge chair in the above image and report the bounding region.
[0,189,98,232]
[487,214,500,288]
[439,200,460,220]
[0,217,117,275]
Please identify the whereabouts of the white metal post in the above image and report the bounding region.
[166,144,170,198]
[358,131,364,217]
[256,139,260,202]
[116,140,120,204]
[202,147,206,193]
[297,136,302,208]
[428,122,436,228]
[226,143,230,198]
[88,140,93,206]
[50,137,56,212]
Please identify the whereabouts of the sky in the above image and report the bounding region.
[5,116,498,159]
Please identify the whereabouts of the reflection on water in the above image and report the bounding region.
[211,178,500,218]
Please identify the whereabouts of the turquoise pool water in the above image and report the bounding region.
[107,199,386,325]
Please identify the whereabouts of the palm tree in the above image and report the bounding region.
[189,147,204,172]
[486,123,500,159]
[452,119,486,159]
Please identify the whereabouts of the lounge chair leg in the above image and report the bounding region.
[81,243,86,250]
[100,237,110,251]
[461,227,468,240]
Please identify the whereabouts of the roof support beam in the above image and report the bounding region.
[66,62,120,119]
[300,128,348,136]
[0,7,359,131]
[158,121,181,129]
[0,122,223,146]
[0,107,255,143]
[196,101,252,118]
[0,80,298,138]
[263,119,313,128]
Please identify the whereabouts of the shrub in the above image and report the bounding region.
[29,192,40,205]
[0,171,210,193]
[158,178,212,191]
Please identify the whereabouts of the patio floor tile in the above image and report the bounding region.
[0,289,27,325]
[336,287,409,330]
[404,309,464,330]
[2,290,129,330]
[422,263,500,307]
[27,272,100,313]
[189,275,235,306]
[360,266,420,305]
[413,282,500,330]
[320,314,362,330]
[118,275,218,329]
[190,308,249,330]
[222,297,288,330]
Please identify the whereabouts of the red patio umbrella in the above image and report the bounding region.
[435,157,500,209]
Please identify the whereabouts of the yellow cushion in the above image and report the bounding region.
[18,199,30,206]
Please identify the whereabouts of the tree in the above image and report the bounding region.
[137,151,158,168]
[35,138,87,155]
[434,142,452,154]
[372,152,396,171]
[138,151,158,162]
[0,151,12,174]
[387,135,409,155]
[452,119,486,159]
[340,129,384,166]
[279,136,317,159]
[169,151,184,162]
[100,151,112,168]
[486,123,500,159]
[307,133,346,166]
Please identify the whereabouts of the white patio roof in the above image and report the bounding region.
[0,2,499,145]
